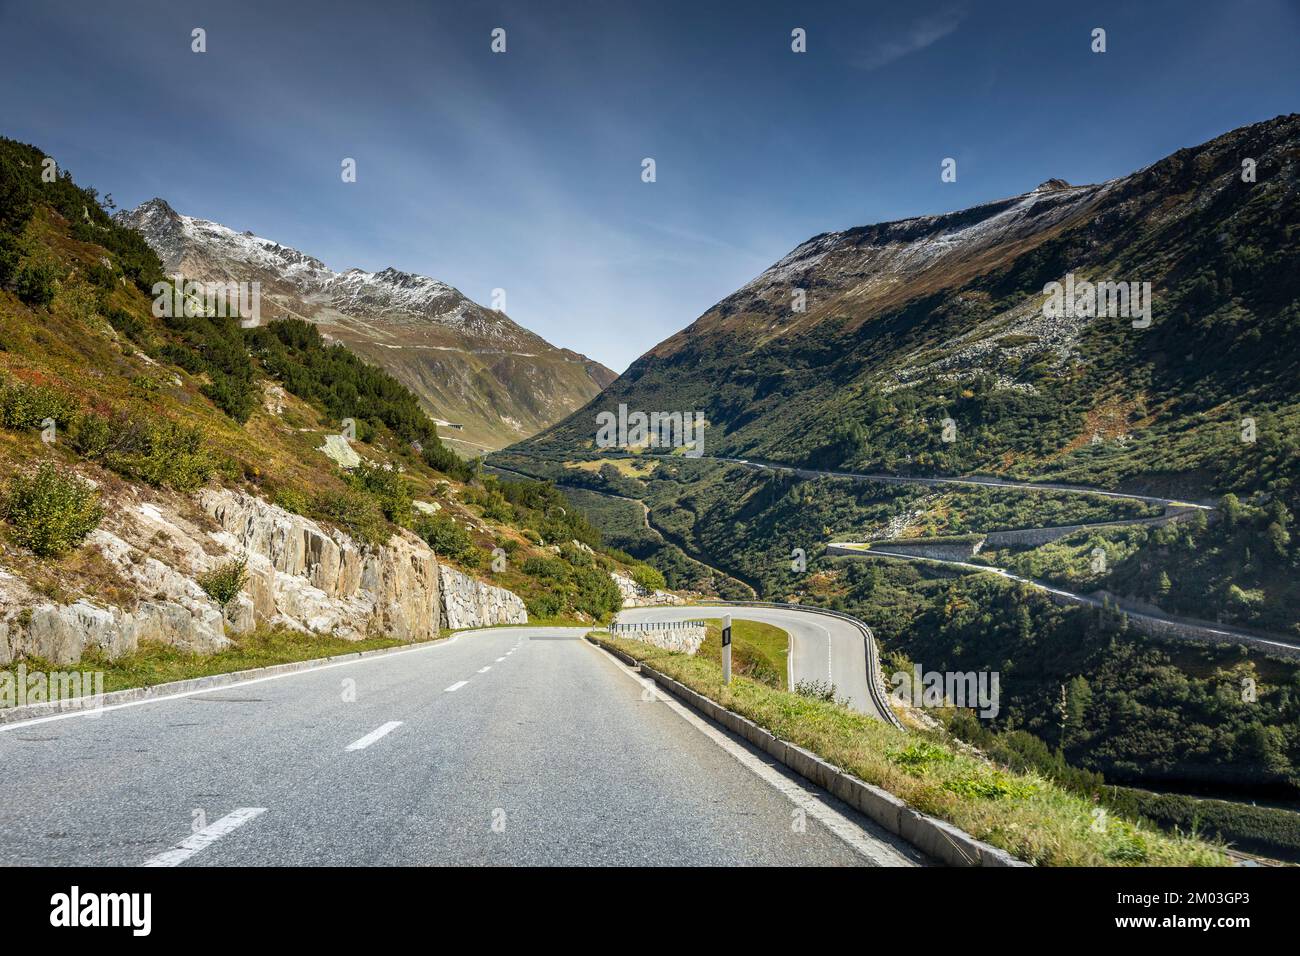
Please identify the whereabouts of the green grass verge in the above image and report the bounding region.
[593,633,1229,867]
[697,618,789,690]
[1,626,442,702]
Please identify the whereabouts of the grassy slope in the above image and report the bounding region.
[697,618,788,690]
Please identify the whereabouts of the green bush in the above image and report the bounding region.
[347,462,412,526]
[198,557,248,607]
[631,563,666,592]
[415,512,477,563]
[70,412,112,458]
[14,258,58,306]
[571,564,622,619]
[520,554,567,581]
[526,592,564,619]
[2,462,103,557]
[102,417,215,490]
[317,488,390,548]
[272,486,309,515]
[0,375,80,431]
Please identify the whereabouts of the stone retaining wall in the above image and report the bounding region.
[610,620,706,655]
[438,565,528,630]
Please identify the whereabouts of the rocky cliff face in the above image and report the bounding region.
[0,484,526,666]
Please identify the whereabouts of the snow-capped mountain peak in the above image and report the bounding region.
[114,198,616,450]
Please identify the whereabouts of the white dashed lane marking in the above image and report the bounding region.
[140,807,267,867]
[345,721,403,752]
[445,681,468,692]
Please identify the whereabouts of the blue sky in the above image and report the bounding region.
[2,0,1298,371]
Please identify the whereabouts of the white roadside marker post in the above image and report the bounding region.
[722,614,732,685]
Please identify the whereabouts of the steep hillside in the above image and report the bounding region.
[0,134,651,669]
[514,113,1300,505]
[117,198,615,452]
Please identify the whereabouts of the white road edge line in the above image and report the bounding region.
[140,807,266,867]
[0,634,469,734]
[345,720,403,751]
[584,641,918,867]
[445,681,469,692]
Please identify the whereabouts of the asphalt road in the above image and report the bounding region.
[615,606,887,720]
[0,627,921,867]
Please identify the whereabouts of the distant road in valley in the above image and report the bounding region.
[833,547,1300,658]
[708,456,1216,511]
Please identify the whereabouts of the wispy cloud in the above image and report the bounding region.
[857,5,966,71]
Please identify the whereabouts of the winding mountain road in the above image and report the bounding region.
[710,456,1216,510]
[0,626,921,867]
[615,604,897,723]
[837,547,1300,657]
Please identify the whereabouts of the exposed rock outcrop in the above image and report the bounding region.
[0,485,528,666]
[200,488,441,642]
[610,571,684,608]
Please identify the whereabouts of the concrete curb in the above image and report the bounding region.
[587,634,1028,868]
[0,636,456,726]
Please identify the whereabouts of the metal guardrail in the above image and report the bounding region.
[609,619,707,634]
[690,600,906,730]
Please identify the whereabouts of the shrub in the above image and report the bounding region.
[0,375,80,431]
[198,557,248,607]
[521,555,567,581]
[70,412,112,458]
[794,678,838,702]
[317,488,390,548]
[631,564,666,592]
[479,492,513,522]
[415,512,476,563]
[14,258,58,306]
[1,462,102,557]
[272,486,309,515]
[103,417,215,490]
[347,462,412,526]
[526,592,563,619]
[571,564,622,619]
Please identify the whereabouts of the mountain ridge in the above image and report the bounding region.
[117,198,616,451]
[508,112,1300,504]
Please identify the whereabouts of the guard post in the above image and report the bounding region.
[721,614,732,684]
